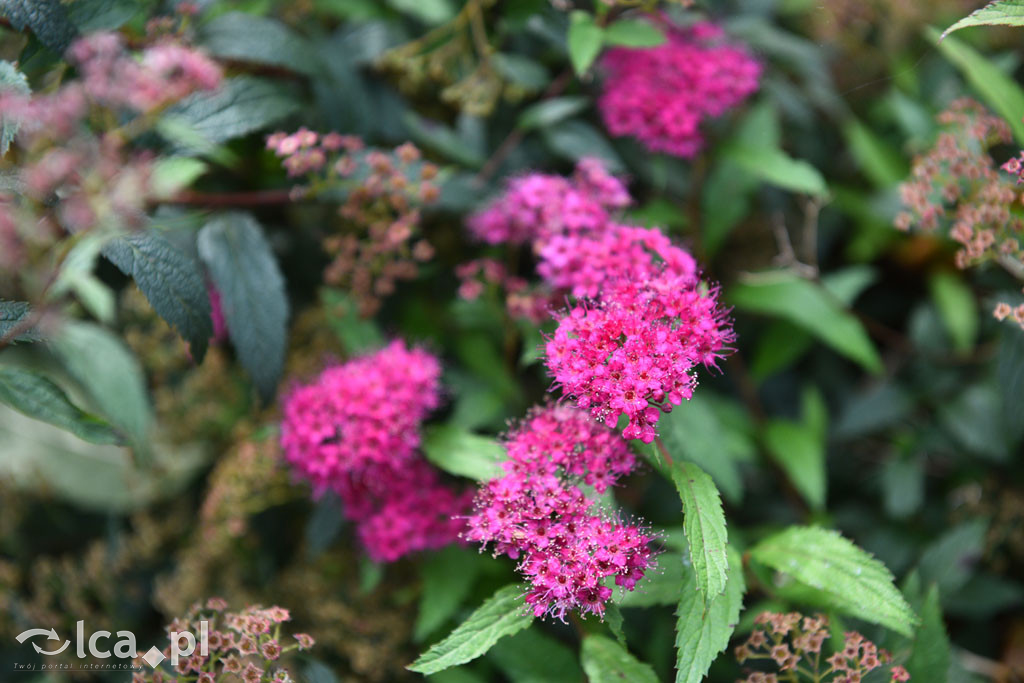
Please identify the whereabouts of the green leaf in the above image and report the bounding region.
[387,0,455,24]
[907,584,952,681]
[724,145,828,197]
[567,11,604,75]
[0,300,42,344]
[928,271,977,352]
[198,212,289,403]
[103,231,214,362]
[674,547,745,683]
[750,526,919,636]
[414,547,483,642]
[50,233,117,324]
[517,96,590,131]
[929,27,1024,144]
[67,0,145,31]
[657,394,746,503]
[490,627,583,683]
[50,321,152,455]
[403,112,485,168]
[543,120,624,171]
[603,604,628,647]
[320,288,385,354]
[918,520,988,596]
[0,366,119,444]
[0,60,29,156]
[0,0,77,53]
[0,402,206,512]
[750,321,812,380]
[422,424,506,481]
[943,0,1024,37]
[150,157,208,198]
[882,456,924,519]
[581,635,658,683]
[200,12,320,75]
[603,19,666,47]
[407,584,533,675]
[671,462,729,600]
[763,419,826,510]
[841,119,908,188]
[730,271,883,373]
[165,76,302,148]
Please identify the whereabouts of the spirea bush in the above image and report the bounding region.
[1,1,1022,682]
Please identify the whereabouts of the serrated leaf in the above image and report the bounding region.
[67,0,143,31]
[166,77,302,148]
[730,271,883,373]
[603,18,666,47]
[0,0,77,53]
[603,604,627,647]
[517,96,590,131]
[725,144,828,196]
[197,212,289,403]
[490,627,582,683]
[568,11,604,75]
[907,584,952,681]
[943,0,1024,37]
[414,546,483,642]
[929,27,1024,144]
[917,519,988,596]
[0,300,42,343]
[0,366,119,444]
[407,584,533,675]
[671,462,729,600]
[581,635,658,683]
[616,552,687,607]
[200,12,321,75]
[674,547,745,683]
[657,394,746,503]
[104,231,213,362]
[0,60,29,155]
[422,424,506,481]
[50,321,152,455]
[750,526,919,636]
[763,419,826,510]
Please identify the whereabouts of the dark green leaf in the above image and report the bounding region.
[165,77,302,148]
[490,627,582,683]
[0,0,77,53]
[408,584,533,675]
[200,12,321,75]
[603,19,666,47]
[0,366,119,444]
[414,547,483,642]
[616,552,687,607]
[543,120,624,171]
[198,212,289,403]
[917,520,988,597]
[0,300,42,344]
[67,0,145,31]
[763,419,826,510]
[581,635,658,683]
[0,60,29,156]
[907,585,952,681]
[517,96,590,131]
[750,526,918,636]
[671,462,729,600]
[104,231,213,362]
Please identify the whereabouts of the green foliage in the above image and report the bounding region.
[674,548,745,683]
[0,0,76,53]
[750,526,919,636]
[0,60,29,156]
[0,365,119,444]
[198,212,289,403]
[414,547,484,641]
[50,321,152,457]
[200,12,321,76]
[943,0,1024,36]
[0,300,41,343]
[517,96,590,131]
[907,583,952,681]
[567,11,604,75]
[421,424,506,481]
[762,388,828,510]
[104,231,214,362]
[724,145,828,197]
[928,271,978,353]
[603,19,666,48]
[490,628,582,683]
[166,77,302,148]
[730,271,884,373]
[672,462,730,601]
[408,584,534,675]
[581,635,658,683]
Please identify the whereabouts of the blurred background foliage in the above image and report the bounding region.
[1,0,1023,680]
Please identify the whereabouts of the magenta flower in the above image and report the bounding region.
[280,341,470,561]
[599,21,760,158]
[545,274,733,443]
[467,405,654,620]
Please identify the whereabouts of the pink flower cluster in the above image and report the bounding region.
[466,404,654,620]
[467,158,631,245]
[546,275,732,443]
[279,341,470,562]
[599,21,760,158]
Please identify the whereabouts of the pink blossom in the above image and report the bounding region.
[599,21,760,158]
